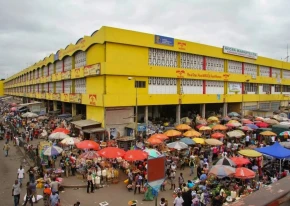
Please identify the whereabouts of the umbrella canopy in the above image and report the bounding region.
[183,130,201,137]
[164,130,181,137]
[212,125,227,131]
[215,157,236,167]
[144,148,161,158]
[228,120,239,124]
[255,117,264,121]
[193,137,205,145]
[147,137,163,145]
[228,112,239,117]
[175,124,191,130]
[280,131,290,136]
[49,132,70,140]
[52,128,70,134]
[205,138,223,146]
[123,150,148,161]
[211,132,225,139]
[76,140,100,150]
[11,103,17,107]
[43,146,63,156]
[238,149,262,157]
[226,122,242,127]
[227,130,245,138]
[245,124,259,130]
[167,141,188,150]
[260,131,276,136]
[231,117,240,120]
[235,167,255,179]
[22,112,38,118]
[239,126,253,131]
[222,116,231,121]
[209,165,236,178]
[199,126,212,131]
[280,142,290,149]
[242,119,253,124]
[180,138,195,145]
[256,122,269,128]
[79,151,99,159]
[230,157,250,167]
[38,116,49,120]
[98,147,125,158]
[61,137,80,145]
[263,119,279,125]
[150,133,168,140]
[207,116,219,122]
[255,142,290,159]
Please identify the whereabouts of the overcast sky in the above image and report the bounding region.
[1,0,290,78]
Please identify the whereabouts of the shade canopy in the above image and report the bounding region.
[255,142,290,159]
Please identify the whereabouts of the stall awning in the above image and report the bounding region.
[71,119,101,129]
[83,128,105,133]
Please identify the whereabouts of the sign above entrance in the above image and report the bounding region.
[223,46,258,59]
[155,35,174,46]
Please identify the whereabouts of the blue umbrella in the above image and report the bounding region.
[180,138,195,145]
[228,112,239,117]
[43,146,63,156]
[245,124,259,130]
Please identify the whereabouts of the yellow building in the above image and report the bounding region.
[4,26,290,136]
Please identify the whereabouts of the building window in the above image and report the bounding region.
[272,68,280,78]
[228,61,242,74]
[274,85,280,92]
[75,78,86,94]
[244,63,257,77]
[262,84,271,93]
[149,48,178,68]
[135,81,146,88]
[43,66,48,77]
[48,64,54,75]
[283,85,290,92]
[180,53,203,70]
[259,66,270,77]
[75,51,86,68]
[205,57,224,72]
[283,70,290,79]
[64,80,72,93]
[244,83,257,93]
[148,77,177,94]
[49,83,54,93]
[56,60,63,73]
[64,56,73,72]
[259,102,270,110]
[55,81,62,93]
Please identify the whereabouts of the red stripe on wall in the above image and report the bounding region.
[203,57,207,70]
[242,63,245,74]
[269,67,272,77]
[203,80,206,94]
[62,81,65,93]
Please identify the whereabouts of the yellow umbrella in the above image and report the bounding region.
[212,124,228,131]
[238,149,262,157]
[192,138,205,144]
[199,126,212,131]
[260,131,276,136]
[164,130,182,137]
[175,124,192,131]
[228,120,239,124]
[205,138,223,146]
[207,116,219,122]
[184,130,202,137]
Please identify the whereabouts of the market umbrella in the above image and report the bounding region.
[228,112,239,117]
[238,149,262,157]
[180,138,195,145]
[256,122,269,128]
[22,112,38,118]
[211,132,225,139]
[123,150,148,161]
[76,140,100,150]
[98,147,125,158]
[208,165,236,178]
[227,130,245,138]
[38,116,49,120]
[150,133,168,140]
[226,122,242,127]
[279,131,290,136]
[199,126,212,131]
[212,125,227,131]
[192,137,205,145]
[263,119,279,125]
[79,151,99,159]
[260,131,276,136]
[49,132,70,140]
[279,122,290,125]
[183,130,201,137]
[207,116,219,122]
[231,117,240,120]
[60,137,80,145]
[241,119,253,124]
[11,103,17,107]
[205,138,223,146]
[215,157,236,167]
[167,141,188,150]
[52,128,70,134]
[10,107,17,111]
[239,126,253,131]
[43,146,63,156]
[175,124,191,131]
[230,157,250,167]
[245,124,259,130]
[280,142,290,149]
[222,116,231,121]
[228,120,239,124]
[146,137,163,145]
[255,117,264,121]
[163,130,181,137]
[235,167,255,179]
[144,148,161,158]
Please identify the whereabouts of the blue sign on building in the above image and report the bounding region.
[155,35,174,46]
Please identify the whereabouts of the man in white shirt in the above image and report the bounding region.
[173,193,184,206]
[17,165,25,187]
[245,134,250,147]
[271,136,276,145]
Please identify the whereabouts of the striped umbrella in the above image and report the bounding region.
[215,157,236,167]
[209,165,236,178]
[43,146,63,156]
[79,151,99,159]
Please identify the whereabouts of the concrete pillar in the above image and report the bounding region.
[153,106,159,119]
[176,104,181,124]
[223,103,228,116]
[144,106,149,125]
[53,101,57,111]
[200,104,206,118]
[62,102,65,114]
[72,103,76,116]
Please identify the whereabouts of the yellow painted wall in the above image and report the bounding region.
[0,80,4,96]
[86,105,105,126]
[86,44,106,65]
[86,76,104,94]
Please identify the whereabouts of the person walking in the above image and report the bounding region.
[189,158,195,176]
[3,141,10,157]
[12,180,21,206]
[29,180,38,203]
[23,182,33,206]
[17,165,25,187]
[50,190,60,206]
[87,172,94,193]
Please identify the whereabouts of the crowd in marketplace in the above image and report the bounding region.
[3,100,290,206]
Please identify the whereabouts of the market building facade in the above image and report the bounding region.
[4,26,290,136]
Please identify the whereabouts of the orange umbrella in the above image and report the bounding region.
[175,124,191,130]
[183,130,201,137]
[123,150,148,161]
[199,126,212,131]
[230,157,250,167]
[150,133,168,140]
[98,147,125,158]
[147,137,163,145]
[211,132,225,139]
[164,130,181,137]
[235,167,255,179]
[76,140,100,150]
[212,125,227,131]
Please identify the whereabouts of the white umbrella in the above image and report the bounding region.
[22,112,38,118]
[43,146,63,156]
[167,141,188,150]
[61,137,80,145]
[49,132,70,140]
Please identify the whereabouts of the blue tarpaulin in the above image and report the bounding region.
[255,142,290,159]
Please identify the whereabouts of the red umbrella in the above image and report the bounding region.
[98,147,125,158]
[239,126,252,131]
[52,128,70,134]
[211,132,225,139]
[123,150,148,161]
[235,167,255,179]
[150,133,168,140]
[76,140,100,150]
[256,122,269,128]
[230,157,250,167]
[242,119,253,124]
[10,107,17,111]
[196,125,204,129]
[79,151,99,159]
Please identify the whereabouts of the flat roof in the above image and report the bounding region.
[71,119,101,129]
